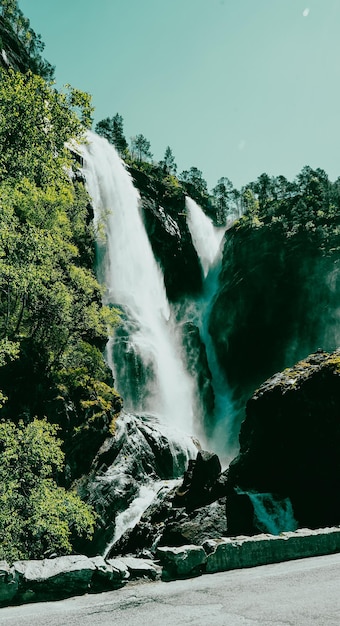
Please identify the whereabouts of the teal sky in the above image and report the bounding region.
[19,0,340,190]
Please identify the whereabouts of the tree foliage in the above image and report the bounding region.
[211,176,240,225]
[236,167,340,252]
[95,113,128,157]
[0,70,93,185]
[0,0,54,79]
[159,146,177,175]
[0,69,120,462]
[130,133,153,162]
[0,418,95,562]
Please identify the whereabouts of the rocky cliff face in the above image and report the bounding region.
[209,220,340,444]
[0,16,30,73]
[129,166,203,302]
[226,349,340,534]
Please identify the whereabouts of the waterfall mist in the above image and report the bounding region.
[82,133,196,434]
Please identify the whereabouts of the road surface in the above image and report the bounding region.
[1,553,340,625]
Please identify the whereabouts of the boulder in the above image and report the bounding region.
[173,450,227,512]
[157,545,207,580]
[118,556,161,580]
[226,350,340,534]
[89,556,128,591]
[13,555,96,603]
[108,451,228,557]
[75,412,197,555]
[161,500,227,547]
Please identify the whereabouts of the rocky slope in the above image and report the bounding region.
[226,349,340,535]
[0,15,30,73]
[129,166,203,302]
[209,214,340,445]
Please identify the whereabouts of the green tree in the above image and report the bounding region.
[0,419,95,562]
[179,166,208,197]
[112,113,128,156]
[0,0,18,22]
[0,70,119,423]
[0,1,54,79]
[95,114,128,156]
[159,146,177,175]
[130,134,153,162]
[95,117,113,143]
[212,176,236,224]
[0,70,93,186]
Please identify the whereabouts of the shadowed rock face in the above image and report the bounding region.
[108,450,228,558]
[129,166,203,302]
[226,349,340,534]
[0,16,30,73]
[209,221,340,446]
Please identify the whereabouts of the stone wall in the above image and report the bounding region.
[1,527,339,606]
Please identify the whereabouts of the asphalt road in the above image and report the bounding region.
[1,553,340,626]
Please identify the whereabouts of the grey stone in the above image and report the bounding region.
[89,556,127,590]
[118,556,161,580]
[157,545,207,579]
[205,527,340,574]
[106,557,130,579]
[13,555,96,602]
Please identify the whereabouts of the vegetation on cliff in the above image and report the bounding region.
[209,166,340,444]
[0,12,121,561]
[95,113,241,226]
[0,0,54,78]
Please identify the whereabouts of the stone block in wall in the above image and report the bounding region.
[118,556,162,580]
[157,545,207,580]
[13,555,96,603]
[205,528,340,574]
[89,556,128,591]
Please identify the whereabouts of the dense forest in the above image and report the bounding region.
[0,3,121,561]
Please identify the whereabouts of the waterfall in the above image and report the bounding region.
[186,196,225,278]
[82,133,196,434]
[103,479,179,558]
[237,489,298,535]
[185,196,237,460]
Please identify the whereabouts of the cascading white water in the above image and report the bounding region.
[186,196,225,278]
[236,489,298,535]
[185,196,237,459]
[82,133,196,433]
[103,478,179,558]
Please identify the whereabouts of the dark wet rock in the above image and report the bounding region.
[129,166,203,301]
[226,349,340,534]
[108,451,228,557]
[209,221,340,445]
[75,412,198,556]
[180,322,215,432]
[0,16,30,73]
[173,450,228,512]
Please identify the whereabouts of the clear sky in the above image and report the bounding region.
[18,0,340,190]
